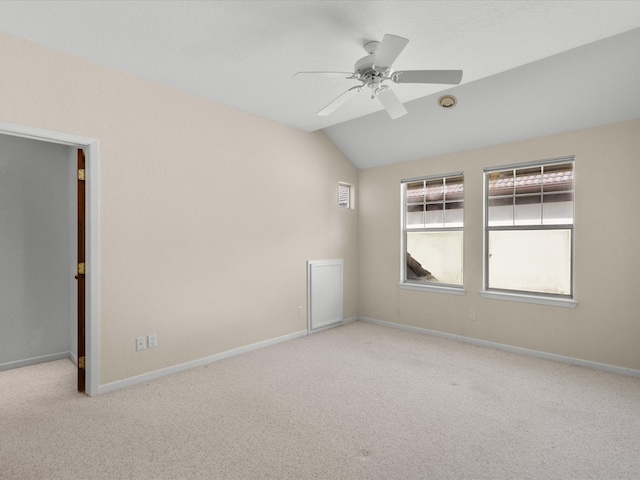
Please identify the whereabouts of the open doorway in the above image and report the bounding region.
[0,122,98,396]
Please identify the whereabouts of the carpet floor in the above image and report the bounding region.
[2,320,640,479]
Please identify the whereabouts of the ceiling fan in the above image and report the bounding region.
[295,34,463,119]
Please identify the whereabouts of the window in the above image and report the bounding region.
[401,173,464,290]
[338,182,351,208]
[483,158,574,303]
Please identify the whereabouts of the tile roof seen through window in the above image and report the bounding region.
[489,168,573,197]
[406,167,573,204]
[407,180,464,203]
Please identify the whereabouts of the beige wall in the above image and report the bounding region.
[359,119,640,370]
[2,30,639,386]
[0,33,358,385]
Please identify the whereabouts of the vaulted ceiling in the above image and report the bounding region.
[2,1,640,168]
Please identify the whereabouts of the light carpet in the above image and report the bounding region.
[2,321,640,479]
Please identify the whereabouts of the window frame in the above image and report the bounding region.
[338,182,352,209]
[400,171,465,295]
[481,157,577,308]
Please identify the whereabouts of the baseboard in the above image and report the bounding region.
[308,316,358,334]
[0,351,71,372]
[98,330,308,395]
[342,316,358,325]
[359,317,640,379]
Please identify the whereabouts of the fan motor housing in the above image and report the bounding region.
[355,55,387,86]
[354,55,375,74]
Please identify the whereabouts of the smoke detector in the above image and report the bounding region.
[438,95,457,108]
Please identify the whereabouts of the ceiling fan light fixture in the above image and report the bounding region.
[296,33,463,120]
[438,95,457,108]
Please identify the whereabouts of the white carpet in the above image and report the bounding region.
[2,321,640,479]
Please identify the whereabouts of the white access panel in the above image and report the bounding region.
[307,259,343,332]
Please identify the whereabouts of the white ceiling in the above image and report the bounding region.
[2,1,640,168]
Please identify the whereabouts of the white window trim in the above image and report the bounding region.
[482,156,576,307]
[399,282,466,295]
[338,182,353,209]
[401,171,464,290]
[480,290,577,308]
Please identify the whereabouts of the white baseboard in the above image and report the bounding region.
[98,330,308,395]
[0,351,71,372]
[359,317,640,379]
[99,318,361,395]
[308,316,358,334]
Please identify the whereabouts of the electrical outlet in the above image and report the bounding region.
[298,306,303,316]
[148,334,157,348]
[136,337,146,351]
[469,310,476,321]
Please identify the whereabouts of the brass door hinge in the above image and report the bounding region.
[78,263,86,275]
[78,356,86,369]
[78,168,86,181]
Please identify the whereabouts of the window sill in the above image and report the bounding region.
[480,290,577,308]
[399,283,465,296]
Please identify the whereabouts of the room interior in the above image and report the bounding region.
[4,321,640,479]
[1,1,640,400]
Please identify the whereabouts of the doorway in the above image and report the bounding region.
[0,121,99,396]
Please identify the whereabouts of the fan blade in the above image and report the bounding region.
[294,71,355,79]
[374,34,409,71]
[317,85,362,116]
[392,70,463,85]
[375,86,407,119]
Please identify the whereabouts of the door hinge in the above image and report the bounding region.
[78,168,86,181]
[78,263,86,275]
[78,356,86,369]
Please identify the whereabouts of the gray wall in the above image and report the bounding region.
[0,134,74,369]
